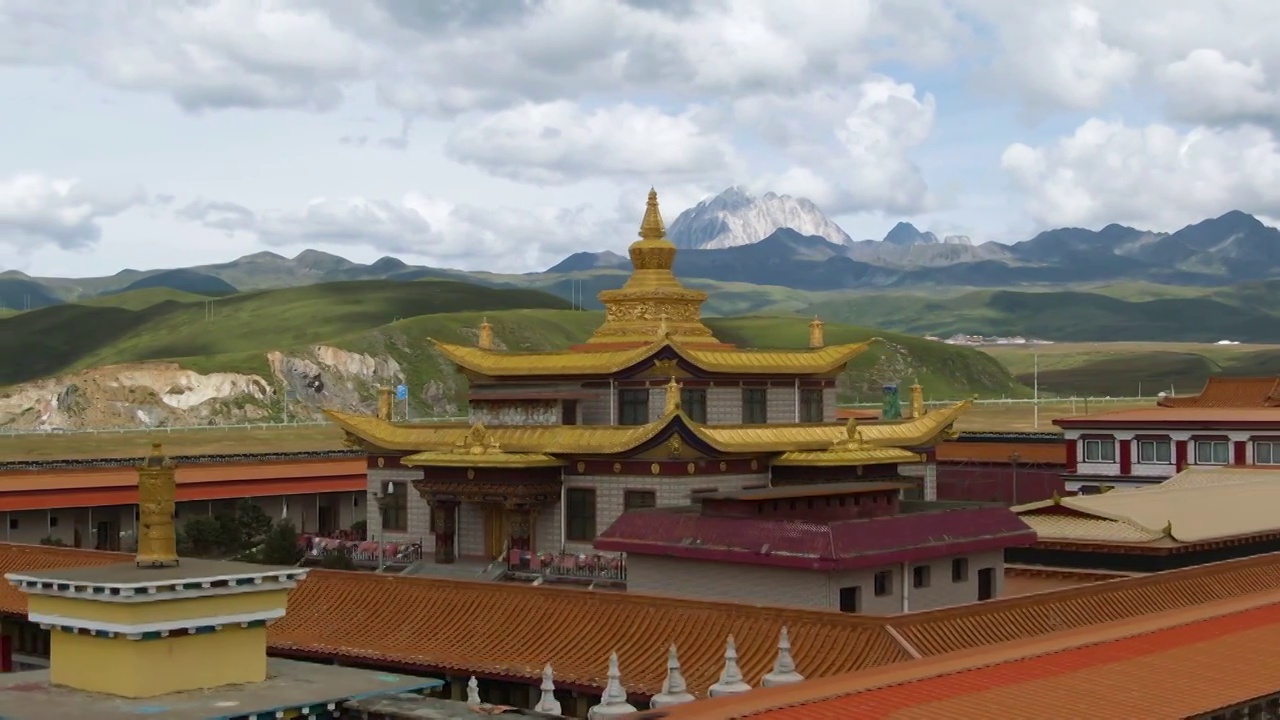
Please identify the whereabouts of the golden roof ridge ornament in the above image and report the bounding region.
[453,421,503,455]
[664,375,683,415]
[639,187,666,241]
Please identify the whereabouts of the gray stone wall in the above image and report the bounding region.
[366,467,432,551]
[563,472,768,553]
[623,549,1006,614]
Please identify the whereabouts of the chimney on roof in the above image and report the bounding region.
[376,386,393,421]
[809,316,824,349]
[478,317,494,350]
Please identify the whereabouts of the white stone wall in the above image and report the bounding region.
[470,400,560,425]
[367,467,431,549]
[624,549,1005,614]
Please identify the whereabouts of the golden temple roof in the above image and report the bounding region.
[325,398,970,458]
[432,337,875,377]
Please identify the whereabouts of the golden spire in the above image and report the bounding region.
[808,316,825,349]
[584,188,721,347]
[135,443,179,568]
[664,375,683,414]
[639,187,666,241]
[478,317,494,350]
[377,386,393,421]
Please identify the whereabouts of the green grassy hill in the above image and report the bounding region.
[0,280,573,385]
[806,284,1280,342]
[0,278,1024,402]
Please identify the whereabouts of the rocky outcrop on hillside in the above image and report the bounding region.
[0,343,465,431]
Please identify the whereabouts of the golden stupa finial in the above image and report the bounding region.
[808,315,825,349]
[478,316,494,350]
[639,187,666,241]
[135,442,179,568]
[664,375,683,414]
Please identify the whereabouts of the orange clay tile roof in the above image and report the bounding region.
[1158,376,1280,408]
[652,591,1280,719]
[1054,406,1280,426]
[9,544,1280,700]
[270,571,907,696]
[0,544,127,614]
[935,440,1066,464]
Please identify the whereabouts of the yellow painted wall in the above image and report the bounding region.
[50,625,267,698]
[29,588,289,627]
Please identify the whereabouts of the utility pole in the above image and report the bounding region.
[1009,451,1021,506]
[1032,353,1039,430]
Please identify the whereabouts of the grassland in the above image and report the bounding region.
[980,342,1280,397]
[0,399,1138,461]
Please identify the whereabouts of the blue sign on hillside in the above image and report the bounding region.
[395,385,408,400]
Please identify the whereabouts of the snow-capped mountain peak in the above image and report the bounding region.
[668,187,852,249]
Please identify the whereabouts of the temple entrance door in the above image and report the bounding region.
[483,504,508,559]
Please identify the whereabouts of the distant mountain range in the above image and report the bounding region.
[5,187,1280,313]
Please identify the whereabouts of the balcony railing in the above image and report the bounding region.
[299,535,425,568]
[506,550,627,583]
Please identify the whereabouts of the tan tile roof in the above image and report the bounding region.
[0,544,128,613]
[1158,376,1280,408]
[1015,467,1280,544]
[935,440,1066,464]
[651,591,1280,719]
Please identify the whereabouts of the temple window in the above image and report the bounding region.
[562,400,578,425]
[799,389,824,422]
[742,388,767,423]
[681,389,707,423]
[1082,438,1116,463]
[838,586,861,613]
[912,565,931,589]
[873,570,893,597]
[952,558,969,583]
[1255,441,1280,465]
[1195,440,1230,465]
[623,490,657,511]
[566,488,597,541]
[382,482,409,532]
[1137,439,1172,464]
[618,389,649,426]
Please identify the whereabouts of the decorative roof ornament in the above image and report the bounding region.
[664,376,683,414]
[828,417,868,451]
[452,421,503,455]
[650,644,697,709]
[535,664,562,715]
[135,442,179,568]
[478,317,494,350]
[910,382,925,419]
[588,652,637,717]
[1163,519,1174,537]
[761,627,805,687]
[809,316,825,349]
[708,635,752,697]
[639,187,667,242]
[466,676,481,706]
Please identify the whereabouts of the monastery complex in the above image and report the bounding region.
[4,191,1280,717]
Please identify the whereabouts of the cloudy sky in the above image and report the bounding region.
[4,0,1280,277]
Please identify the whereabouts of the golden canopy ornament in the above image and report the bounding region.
[135,442,180,568]
[452,422,504,455]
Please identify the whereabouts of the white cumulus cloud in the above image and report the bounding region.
[0,175,147,250]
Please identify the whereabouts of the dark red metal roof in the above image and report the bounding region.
[595,505,1036,571]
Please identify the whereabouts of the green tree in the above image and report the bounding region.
[256,520,302,566]
[179,516,226,557]
[235,499,273,550]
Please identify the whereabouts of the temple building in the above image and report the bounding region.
[594,482,1035,613]
[328,190,971,564]
[0,444,439,720]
